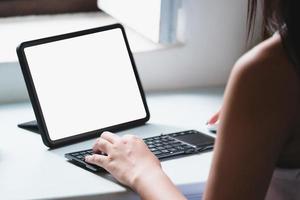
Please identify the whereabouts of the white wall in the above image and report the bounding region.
[0,0,261,103]
[135,0,258,91]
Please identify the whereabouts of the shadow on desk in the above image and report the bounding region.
[54,182,205,200]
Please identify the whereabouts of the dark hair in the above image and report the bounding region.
[247,0,300,66]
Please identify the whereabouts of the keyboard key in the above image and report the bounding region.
[148,144,156,148]
[169,148,177,152]
[150,148,158,152]
[145,141,154,145]
[153,151,162,155]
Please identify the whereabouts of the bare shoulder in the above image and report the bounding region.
[224,32,300,140]
[230,34,300,106]
[230,33,300,102]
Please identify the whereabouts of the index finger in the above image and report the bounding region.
[100,131,120,143]
[93,137,111,154]
[207,111,220,125]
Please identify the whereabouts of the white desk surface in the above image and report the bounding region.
[0,88,223,199]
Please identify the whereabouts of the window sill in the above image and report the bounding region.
[0,12,168,63]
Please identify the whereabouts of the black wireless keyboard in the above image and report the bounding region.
[65,130,214,172]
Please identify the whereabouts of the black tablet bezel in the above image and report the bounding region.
[17,23,150,148]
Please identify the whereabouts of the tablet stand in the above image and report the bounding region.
[18,120,40,134]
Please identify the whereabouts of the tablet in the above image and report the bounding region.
[17,24,150,148]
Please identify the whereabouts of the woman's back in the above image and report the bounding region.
[265,35,300,198]
[203,32,300,200]
[265,34,300,169]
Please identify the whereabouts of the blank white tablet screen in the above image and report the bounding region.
[24,28,147,141]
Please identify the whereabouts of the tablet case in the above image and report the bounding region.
[18,120,39,133]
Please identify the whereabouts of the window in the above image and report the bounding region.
[98,0,182,44]
[0,0,99,17]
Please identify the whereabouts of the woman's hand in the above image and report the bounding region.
[85,132,162,189]
[86,132,187,200]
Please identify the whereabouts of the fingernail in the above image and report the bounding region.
[207,120,214,125]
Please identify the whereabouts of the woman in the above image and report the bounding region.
[85,0,300,199]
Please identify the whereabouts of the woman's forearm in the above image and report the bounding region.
[133,169,186,200]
